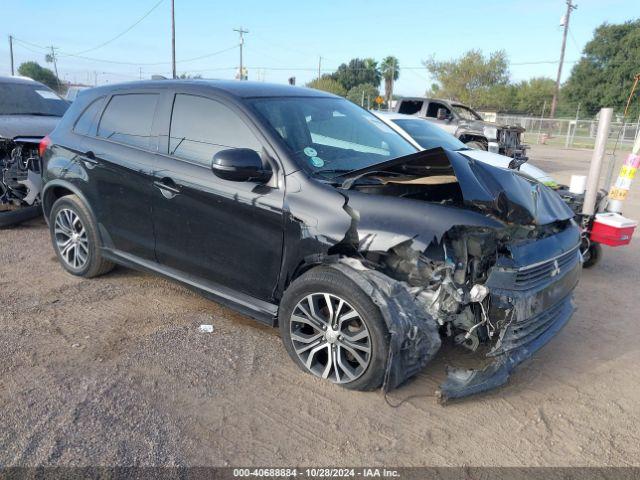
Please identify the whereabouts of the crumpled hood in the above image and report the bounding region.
[449,149,573,224]
[459,149,556,186]
[342,148,574,226]
[0,115,61,140]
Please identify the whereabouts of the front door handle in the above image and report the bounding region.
[154,178,181,199]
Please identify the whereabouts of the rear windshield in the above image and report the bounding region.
[0,82,69,116]
[250,96,416,177]
[392,118,467,151]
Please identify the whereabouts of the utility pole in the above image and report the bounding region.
[234,27,249,80]
[318,56,322,81]
[550,0,577,118]
[388,57,395,110]
[171,0,176,79]
[8,35,14,76]
[49,46,61,91]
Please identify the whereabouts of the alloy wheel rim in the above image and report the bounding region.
[54,208,89,269]
[290,293,371,383]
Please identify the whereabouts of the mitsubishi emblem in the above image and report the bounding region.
[550,259,561,277]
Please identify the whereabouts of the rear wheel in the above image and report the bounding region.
[582,240,602,269]
[279,267,389,391]
[49,195,114,278]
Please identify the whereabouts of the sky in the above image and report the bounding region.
[1,0,638,95]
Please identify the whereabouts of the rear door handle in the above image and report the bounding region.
[154,178,181,199]
[80,150,98,167]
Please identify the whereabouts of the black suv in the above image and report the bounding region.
[41,80,581,401]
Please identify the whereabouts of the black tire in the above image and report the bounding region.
[582,241,602,269]
[49,194,114,278]
[279,266,389,391]
[0,205,42,228]
[465,140,487,150]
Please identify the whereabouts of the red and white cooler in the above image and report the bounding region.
[590,212,637,247]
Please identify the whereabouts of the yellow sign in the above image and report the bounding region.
[375,96,384,105]
[609,187,629,201]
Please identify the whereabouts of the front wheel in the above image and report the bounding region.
[279,267,389,391]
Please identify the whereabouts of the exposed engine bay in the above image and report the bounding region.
[298,148,581,402]
[0,138,43,226]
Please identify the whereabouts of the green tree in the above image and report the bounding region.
[563,19,640,117]
[380,56,400,105]
[346,83,380,108]
[305,76,347,97]
[332,58,381,91]
[423,50,510,108]
[513,77,555,114]
[17,61,61,91]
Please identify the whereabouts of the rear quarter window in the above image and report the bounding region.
[398,100,423,115]
[97,93,159,149]
[73,97,105,136]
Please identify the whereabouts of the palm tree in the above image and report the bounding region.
[380,56,400,107]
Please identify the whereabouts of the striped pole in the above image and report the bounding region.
[607,131,640,213]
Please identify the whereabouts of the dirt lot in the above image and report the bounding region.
[1,145,639,467]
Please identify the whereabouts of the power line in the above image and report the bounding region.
[15,42,237,67]
[63,0,165,56]
[8,38,592,73]
[10,36,49,51]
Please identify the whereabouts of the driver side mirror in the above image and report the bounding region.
[437,108,450,121]
[212,148,272,183]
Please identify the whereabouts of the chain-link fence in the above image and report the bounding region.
[495,114,640,150]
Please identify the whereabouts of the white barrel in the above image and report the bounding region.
[569,175,587,194]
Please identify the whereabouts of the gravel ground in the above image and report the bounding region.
[1,145,639,467]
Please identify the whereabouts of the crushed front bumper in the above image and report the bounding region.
[438,295,574,402]
[438,235,582,403]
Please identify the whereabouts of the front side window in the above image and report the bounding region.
[250,97,415,176]
[169,94,262,165]
[97,93,158,149]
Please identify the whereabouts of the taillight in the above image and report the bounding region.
[38,135,51,158]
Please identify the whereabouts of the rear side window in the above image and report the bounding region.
[73,98,104,136]
[169,94,261,165]
[398,100,423,115]
[97,93,158,149]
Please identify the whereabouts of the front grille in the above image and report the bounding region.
[489,295,573,356]
[514,247,580,290]
[498,129,521,149]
